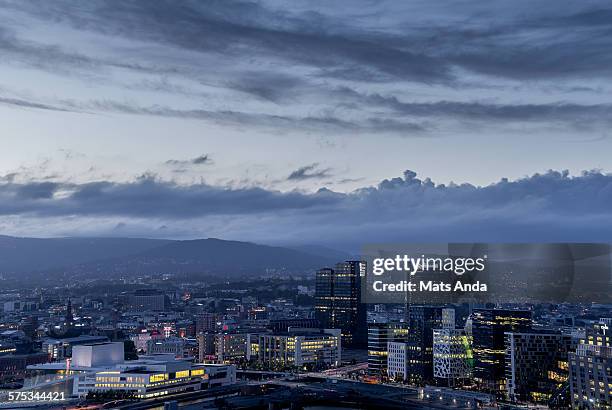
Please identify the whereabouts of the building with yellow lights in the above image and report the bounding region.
[504,330,573,405]
[73,359,228,399]
[367,322,408,379]
[433,328,473,386]
[25,341,236,400]
[569,320,612,409]
[471,308,532,396]
[251,328,341,369]
[315,261,367,348]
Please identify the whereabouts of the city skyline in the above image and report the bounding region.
[1,3,611,409]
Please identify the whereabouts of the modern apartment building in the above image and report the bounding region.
[569,320,612,408]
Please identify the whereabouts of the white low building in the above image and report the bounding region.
[72,341,125,368]
[26,341,236,399]
[73,356,234,399]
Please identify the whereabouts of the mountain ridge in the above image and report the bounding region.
[0,235,340,280]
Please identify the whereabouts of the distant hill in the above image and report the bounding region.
[65,238,337,278]
[0,235,168,273]
[0,236,338,280]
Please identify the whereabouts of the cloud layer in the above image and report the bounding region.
[1,1,612,246]
[1,0,612,137]
[2,169,612,249]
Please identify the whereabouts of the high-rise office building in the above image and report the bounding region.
[403,306,452,384]
[315,261,367,347]
[471,308,532,396]
[505,330,574,405]
[367,322,408,378]
[569,320,612,408]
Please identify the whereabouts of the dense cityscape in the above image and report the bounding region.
[0,259,610,409]
[2,2,612,409]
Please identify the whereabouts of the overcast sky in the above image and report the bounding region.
[1,0,612,248]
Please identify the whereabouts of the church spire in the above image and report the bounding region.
[65,298,74,327]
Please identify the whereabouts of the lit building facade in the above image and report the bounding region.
[403,306,451,384]
[197,332,216,362]
[196,312,219,334]
[254,328,341,369]
[471,308,532,396]
[131,330,163,353]
[26,342,236,399]
[215,332,248,363]
[367,322,408,379]
[569,320,612,409]
[315,261,367,347]
[74,361,235,399]
[505,331,573,405]
[0,352,49,385]
[433,328,473,386]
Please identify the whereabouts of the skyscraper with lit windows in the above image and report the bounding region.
[367,322,408,378]
[315,261,367,347]
[471,308,532,396]
[505,330,573,405]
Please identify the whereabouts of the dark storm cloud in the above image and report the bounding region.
[166,155,212,166]
[68,99,427,135]
[0,175,341,218]
[335,87,612,126]
[0,90,427,135]
[0,172,18,183]
[0,25,97,75]
[192,155,210,165]
[0,24,153,79]
[2,1,612,136]
[13,182,59,199]
[5,0,450,83]
[7,0,612,83]
[0,95,72,112]
[287,164,332,181]
[226,71,306,102]
[3,170,612,246]
[457,10,612,80]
